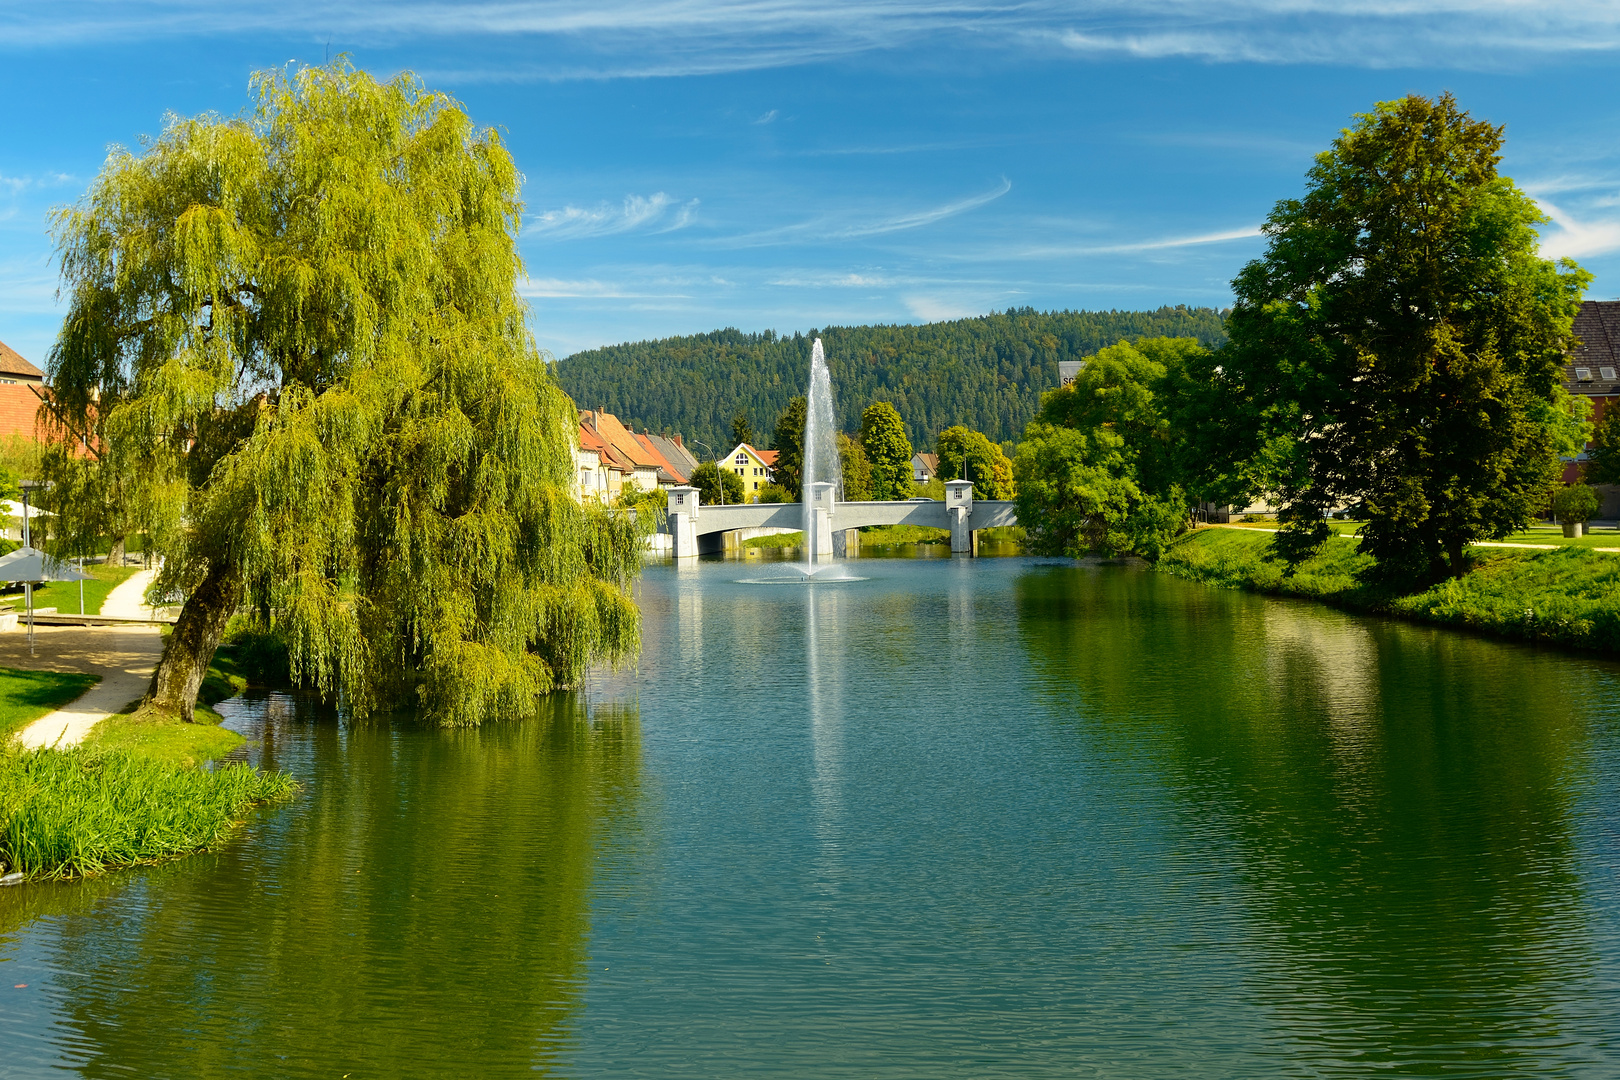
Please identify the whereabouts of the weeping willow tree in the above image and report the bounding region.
[45,61,644,725]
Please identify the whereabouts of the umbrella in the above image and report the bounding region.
[0,546,91,649]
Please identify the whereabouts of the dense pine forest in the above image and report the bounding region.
[552,306,1228,453]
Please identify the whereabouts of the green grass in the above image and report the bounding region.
[83,640,254,765]
[0,745,295,879]
[1222,519,1368,537]
[1160,527,1620,652]
[0,563,140,616]
[859,524,949,545]
[1223,518,1620,548]
[0,667,100,740]
[743,531,805,549]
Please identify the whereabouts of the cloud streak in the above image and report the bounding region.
[530,192,698,239]
[6,2,1620,76]
[720,178,1011,247]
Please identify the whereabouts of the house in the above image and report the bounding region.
[720,442,776,502]
[912,452,939,485]
[576,406,702,500]
[0,340,50,450]
[1559,299,1620,515]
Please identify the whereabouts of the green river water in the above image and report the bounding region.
[1,555,1618,1077]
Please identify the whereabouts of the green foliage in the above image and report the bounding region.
[730,411,755,449]
[1584,405,1620,485]
[0,667,100,739]
[217,613,292,686]
[0,746,294,879]
[689,461,745,506]
[1213,92,1591,584]
[1012,337,1201,558]
[838,432,873,501]
[1553,483,1600,524]
[757,481,792,504]
[859,401,913,500]
[771,396,807,498]
[1160,527,1620,653]
[552,307,1229,454]
[86,707,245,766]
[742,531,802,548]
[44,61,644,726]
[936,425,1014,499]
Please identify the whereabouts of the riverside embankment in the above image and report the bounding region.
[1158,526,1620,653]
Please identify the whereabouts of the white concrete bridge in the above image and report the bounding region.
[666,478,1018,560]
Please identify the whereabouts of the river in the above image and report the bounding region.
[2,556,1618,1077]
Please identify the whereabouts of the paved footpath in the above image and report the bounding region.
[8,569,164,750]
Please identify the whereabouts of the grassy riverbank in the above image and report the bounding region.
[1159,527,1620,652]
[0,746,294,879]
[0,627,295,882]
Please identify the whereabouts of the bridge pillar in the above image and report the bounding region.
[832,527,860,557]
[946,480,974,554]
[807,482,836,562]
[667,485,699,560]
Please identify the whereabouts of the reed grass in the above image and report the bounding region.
[0,745,295,879]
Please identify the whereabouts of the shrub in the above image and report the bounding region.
[1553,483,1600,525]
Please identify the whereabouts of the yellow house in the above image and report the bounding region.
[720,442,777,502]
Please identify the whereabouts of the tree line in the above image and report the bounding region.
[551,306,1229,455]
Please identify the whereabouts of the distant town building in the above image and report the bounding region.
[1564,299,1620,512]
[1058,359,1083,388]
[912,452,939,485]
[719,442,776,501]
[0,340,49,448]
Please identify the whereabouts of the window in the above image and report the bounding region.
[1603,367,1617,381]
[734,454,748,464]
[1576,367,1593,381]
[753,481,759,490]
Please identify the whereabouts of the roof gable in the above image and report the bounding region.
[0,340,45,381]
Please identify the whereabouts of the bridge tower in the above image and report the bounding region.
[668,485,699,561]
[946,479,975,554]
[806,482,836,562]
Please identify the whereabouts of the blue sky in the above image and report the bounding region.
[4,2,1620,364]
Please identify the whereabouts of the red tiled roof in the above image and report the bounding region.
[753,447,779,467]
[0,340,44,381]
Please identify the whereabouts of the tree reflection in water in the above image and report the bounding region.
[6,691,642,1079]
[1014,565,1615,1075]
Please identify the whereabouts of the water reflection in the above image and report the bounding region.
[1015,567,1617,1075]
[0,692,642,1078]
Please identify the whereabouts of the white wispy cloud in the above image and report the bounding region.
[530,193,698,240]
[1535,199,1620,260]
[981,225,1264,261]
[754,109,779,125]
[6,2,1620,75]
[904,295,995,322]
[721,178,1011,248]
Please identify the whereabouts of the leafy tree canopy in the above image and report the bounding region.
[689,462,745,506]
[44,61,643,725]
[1012,337,1197,558]
[770,396,807,498]
[859,401,913,500]
[936,425,1014,500]
[1213,92,1590,583]
[838,432,873,501]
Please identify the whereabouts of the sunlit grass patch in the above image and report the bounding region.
[0,746,294,879]
[1,563,140,616]
[0,667,100,740]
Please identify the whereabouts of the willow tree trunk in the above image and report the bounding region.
[145,562,241,723]
[107,534,126,566]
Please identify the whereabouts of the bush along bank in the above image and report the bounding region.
[1157,527,1620,653]
[0,746,295,880]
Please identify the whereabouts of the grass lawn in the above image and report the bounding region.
[1222,519,1367,537]
[0,667,100,740]
[743,531,804,549]
[1161,527,1620,653]
[1222,518,1620,550]
[85,641,251,767]
[0,563,141,616]
[860,524,949,545]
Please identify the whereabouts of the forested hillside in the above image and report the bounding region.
[552,306,1227,453]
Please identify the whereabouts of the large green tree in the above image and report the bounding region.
[859,401,913,500]
[936,425,1014,500]
[770,396,807,498]
[45,62,644,725]
[689,461,745,506]
[837,432,873,501]
[1214,93,1589,582]
[1013,338,1198,558]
